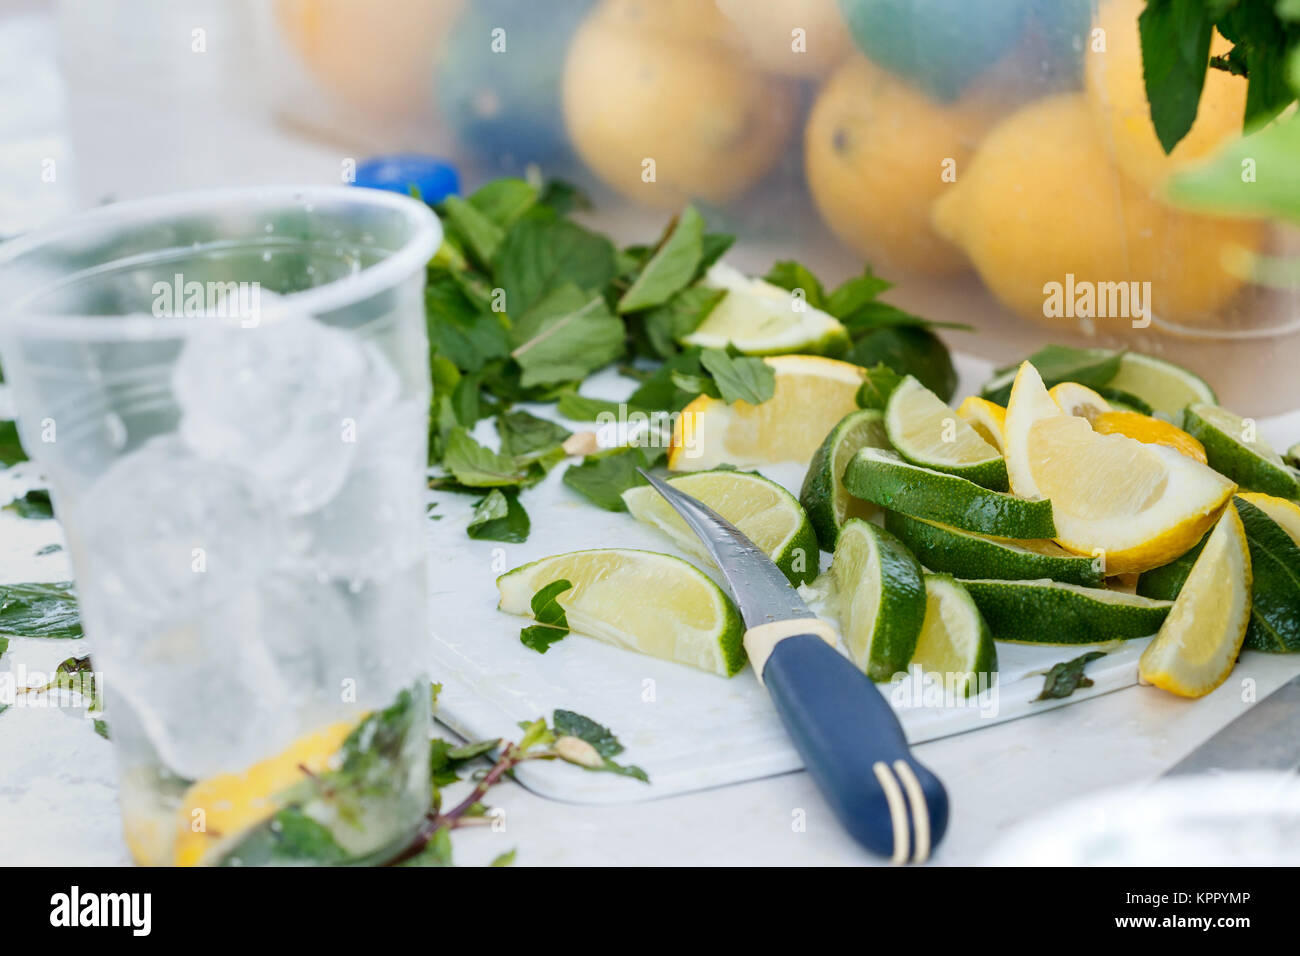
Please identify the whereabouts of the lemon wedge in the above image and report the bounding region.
[1005,362,1235,573]
[1139,503,1253,698]
[668,354,864,470]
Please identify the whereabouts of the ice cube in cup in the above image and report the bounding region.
[171,306,399,515]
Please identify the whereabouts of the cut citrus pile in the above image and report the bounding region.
[911,575,997,699]
[622,470,818,585]
[1004,362,1236,573]
[886,375,1007,489]
[1139,504,1252,698]
[171,718,360,867]
[799,407,891,550]
[497,549,745,676]
[830,519,926,681]
[682,262,850,356]
[668,354,864,470]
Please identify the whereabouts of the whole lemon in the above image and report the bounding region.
[714,0,852,77]
[276,0,463,114]
[562,0,798,208]
[805,56,1005,275]
[1086,0,1247,190]
[931,94,1262,329]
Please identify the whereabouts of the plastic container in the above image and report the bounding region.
[255,0,1300,414]
[0,186,440,866]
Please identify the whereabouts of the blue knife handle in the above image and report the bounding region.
[763,635,949,862]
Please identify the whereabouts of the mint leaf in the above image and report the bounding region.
[440,196,505,267]
[846,326,957,401]
[562,446,657,511]
[556,392,628,421]
[1167,111,1300,222]
[510,285,625,387]
[466,489,530,543]
[5,489,53,520]
[763,260,826,309]
[0,420,26,468]
[520,579,572,653]
[700,347,775,405]
[497,409,570,464]
[617,205,705,313]
[856,363,905,410]
[442,428,531,487]
[426,270,510,373]
[490,849,517,867]
[628,349,718,412]
[824,267,892,321]
[1139,0,1214,153]
[697,233,735,278]
[552,709,648,782]
[466,177,538,228]
[982,345,1123,404]
[1034,651,1106,701]
[0,582,81,639]
[641,285,726,358]
[1216,2,1295,126]
[494,214,617,316]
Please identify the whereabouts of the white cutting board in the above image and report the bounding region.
[429,353,1300,805]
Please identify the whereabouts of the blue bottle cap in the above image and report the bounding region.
[352,155,460,203]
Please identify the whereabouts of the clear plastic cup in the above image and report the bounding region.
[0,186,440,866]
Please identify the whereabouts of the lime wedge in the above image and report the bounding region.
[830,519,926,681]
[885,512,1104,587]
[1287,443,1300,470]
[622,470,819,585]
[1235,496,1300,653]
[1139,503,1252,698]
[799,408,891,550]
[961,578,1172,644]
[497,549,745,676]
[912,575,997,699]
[1184,403,1300,499]
[886,375,1007,490]
[1106,352,1216,419]
[681,263,850,356]
[844,447,1056,539]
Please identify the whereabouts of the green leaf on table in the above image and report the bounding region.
[520,579,572,653]
[446,737,501,761]
[466,177,538,228]
[1034,651,1107,701]
[510,285,625,387]
[440,196,506,268]
[466,489,531,543]
[426,271,510,373]
[556,392,629,421]
[0,420,26,468]
[846,325,958,402]
[496,409,571,464]
[1139,0,1214,153]
[855,363,905,410]
[562,446,659,511]
[552,709,648,782]
[0,635,8,660]
[494,213,617,317]
[0,582,81,639]
[442,428,531,488]
[489,848,517,867]
[699,347,775,405]
[5,489,53,520]
[617,205,705,313]
[641,285,726,359]
[763,260,826,310]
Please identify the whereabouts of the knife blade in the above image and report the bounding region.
[1163,673,1300,776]
[637,469,949,863]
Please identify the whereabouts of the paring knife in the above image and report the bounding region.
[638,470,948,863]
[1163,673,1300,776]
